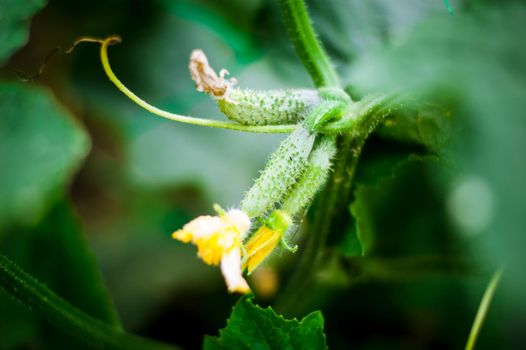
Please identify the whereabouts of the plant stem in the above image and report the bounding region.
[465,268,503,350]
[277,0,340,88]
[0,253,179,350]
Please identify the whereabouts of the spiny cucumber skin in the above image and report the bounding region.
[281,137,336,215]
[241,127,315,218]
[218,89,321,126]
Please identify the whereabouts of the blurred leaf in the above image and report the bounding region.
[0,294,37,349]
[349,4,526,96]
[337,140,423,257]
[0,0,46,65]
[204,296,327,350]
[349,2,526,302]
[0,252,179,350]
[1,200,121,324]
[0,200,121,348]
[127,122,284,207]
[347,155,455,258]
[158,0,262,63]
[338,222,363,257]
[0,82,89,231]
[377,101,457,153]
[309,0,446,77]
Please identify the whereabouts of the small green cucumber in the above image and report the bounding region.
[218,88,321,126]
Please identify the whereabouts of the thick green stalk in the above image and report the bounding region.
[278,0,340,88]
[0,254,179,350]
[275,103,391,312]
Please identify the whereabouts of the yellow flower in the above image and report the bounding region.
[172,205,251,293]
[243,210,293,274]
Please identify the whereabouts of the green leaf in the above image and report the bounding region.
[376,101,457,153]
[0,0,46,65]
[0,83,92,348]
[158,0,262,63]
[309,0,445,77]
[204,296,327,350]
[0,252,180,350]
[0,82,89,231]
[336,139,423,257]
[347,155,454,258]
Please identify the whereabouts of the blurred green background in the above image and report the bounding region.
[1,0,525,349]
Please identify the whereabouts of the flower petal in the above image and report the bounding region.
[225,209,251,238]
[172,229,193,243]
[220,247,250,294]
[183,215,225,241]
[243,226,281,274]
[196,234,224,266]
